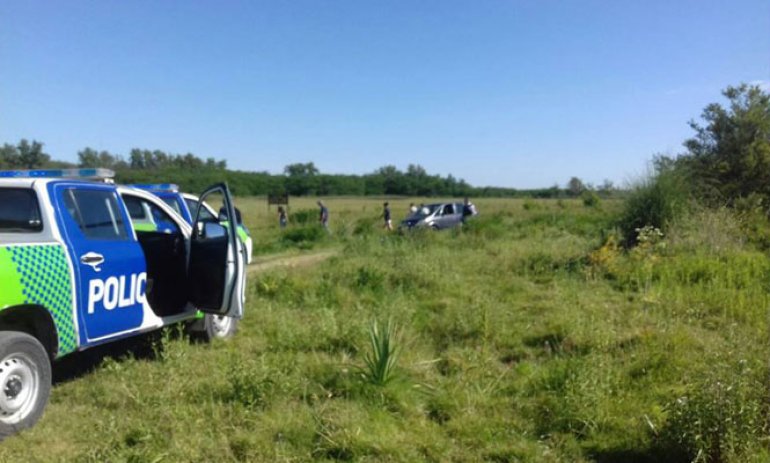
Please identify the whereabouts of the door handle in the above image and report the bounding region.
[80,252,105,272]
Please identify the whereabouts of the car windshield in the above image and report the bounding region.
[408,204,441,220]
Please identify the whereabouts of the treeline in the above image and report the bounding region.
[0,140,615,198]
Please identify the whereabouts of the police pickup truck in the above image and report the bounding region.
[0,169,246,436]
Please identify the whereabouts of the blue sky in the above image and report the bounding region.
[1,1,768,188]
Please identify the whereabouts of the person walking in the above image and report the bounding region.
[317,200,329,231]
[383,202,393,231]
[277,206,288,229]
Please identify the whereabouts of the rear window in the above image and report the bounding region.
[0,188,43,233]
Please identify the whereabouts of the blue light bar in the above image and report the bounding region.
[130,184,179,192]
[0,168,115,179]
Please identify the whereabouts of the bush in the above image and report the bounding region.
[581,190,600,208]
[660,360,769,462]
[618,169,690,246]
[281,225,325,249]
[290,208,318,225]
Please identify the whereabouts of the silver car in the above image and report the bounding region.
[400,202,465,230]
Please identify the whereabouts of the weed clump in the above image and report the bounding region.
[360,320,400,386]
[660,359,770,462]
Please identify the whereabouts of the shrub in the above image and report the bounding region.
[281,225,325,249]
[581,190,600,208]
[660,359,769,462]
[290,208,318,225]
[353,216,377,236]
[618,168,691,246]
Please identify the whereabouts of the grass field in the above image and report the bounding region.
[1,196,768,462]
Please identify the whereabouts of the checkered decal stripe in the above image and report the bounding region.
[5,245,77,356]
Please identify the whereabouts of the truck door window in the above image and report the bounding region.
[0,188,42,232]
[161,197,182,215]
[123,195,148,220]
[122,195,181,234]
[63,189,128,240]
[185,198,215,222]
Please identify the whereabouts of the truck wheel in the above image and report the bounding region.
[189,314,238,342]
[0,332,51,438]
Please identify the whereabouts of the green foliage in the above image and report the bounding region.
[289,208,317,225]
[661,358,769,463]
[682,83,770,204]
[226,357,273,409]
[361,320,401,386]
[0,139,53,169]
[618,167,690,245]
[281,225,325,249]
[567,176,585,197]
[0,196,767,462]
[581,190,600,207]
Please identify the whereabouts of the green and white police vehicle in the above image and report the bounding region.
[0,169,246,436]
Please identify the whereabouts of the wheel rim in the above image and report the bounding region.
[0,353,40,424]
[211,315,233,338]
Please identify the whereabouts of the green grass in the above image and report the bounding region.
[1,197,768,462]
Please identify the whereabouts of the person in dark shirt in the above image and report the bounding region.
[317,200,329,231]
[383,202,392,231]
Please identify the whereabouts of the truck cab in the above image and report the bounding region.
[0,169,246,436]
[130,184,253,264]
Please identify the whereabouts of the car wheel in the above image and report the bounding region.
[189,314,239,342]
[0,332,51,438]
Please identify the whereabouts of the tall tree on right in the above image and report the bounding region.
[682,83,770,203]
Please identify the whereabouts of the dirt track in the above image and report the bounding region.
[247,249,338,275]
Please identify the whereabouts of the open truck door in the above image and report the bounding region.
[187,183,244,319]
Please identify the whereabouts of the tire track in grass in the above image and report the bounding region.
[247,249,338,275]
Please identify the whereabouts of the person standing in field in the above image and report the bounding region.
[277,206,288,229]
[409,202,418,214]
[462,197,477,223]
[383,202,393,231]
[318,200,329,231]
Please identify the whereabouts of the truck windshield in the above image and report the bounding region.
[0,188,43,233]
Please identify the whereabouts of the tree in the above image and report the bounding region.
[567,177,585,197]
[0,144,20,168]
[17,139,49,169]
[682,83,770,203]
[284,162,320,195]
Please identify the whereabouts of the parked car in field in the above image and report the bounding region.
[400,202,465,230]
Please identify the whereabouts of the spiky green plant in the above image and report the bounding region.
[361,320,400,386]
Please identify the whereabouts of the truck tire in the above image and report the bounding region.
[0,331,51,438]
[189,314,238,342]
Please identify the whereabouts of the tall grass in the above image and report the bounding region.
[0,197,767,462]
[619,168,691,245]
